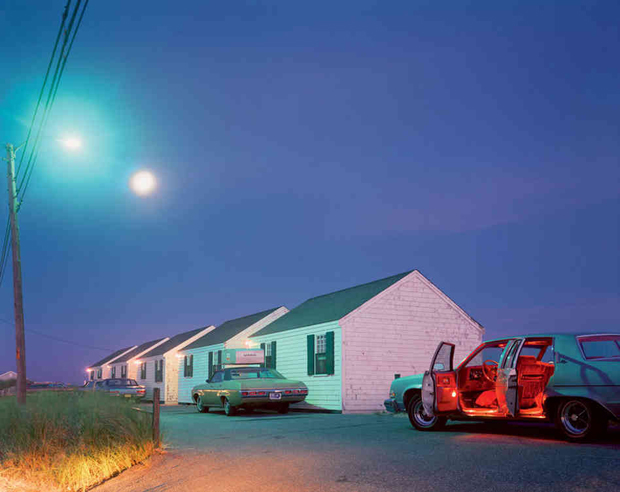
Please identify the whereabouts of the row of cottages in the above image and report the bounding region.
[88,346,137,380]
[177,307,289,404]
[249,270,484,413]
[131,327,214,403]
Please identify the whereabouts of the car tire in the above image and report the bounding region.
[407,394,446,431]
[277,403,290,414]
[555,399,607,442]
[195,395,209,413]
[223,397,237,417]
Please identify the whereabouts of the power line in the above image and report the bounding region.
[19,0,90,206]
[15,0,71,179]
[18,0,81,197]
[0,218,10,289]
[0,316,114,352]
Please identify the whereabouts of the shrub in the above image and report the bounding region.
[0,391,156,491]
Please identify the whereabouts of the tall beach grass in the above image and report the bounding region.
[0,391,156,491]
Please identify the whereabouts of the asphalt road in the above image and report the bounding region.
[95,405,620,492]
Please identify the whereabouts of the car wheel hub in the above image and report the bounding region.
[414,400,437,427]
[561,401,590,435]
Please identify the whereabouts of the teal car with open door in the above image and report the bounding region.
[386,333,620,442]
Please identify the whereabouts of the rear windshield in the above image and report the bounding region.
[579,335,620,359]
[107,379,138,386]
[227,368,284,380]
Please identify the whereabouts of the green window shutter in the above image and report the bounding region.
[190,355,194,377]
[217,350,222,370]
[307,334,315,376]
[326,331,335,375]
[260,343,266,367]
[271,341,277,370]
[208,351,213,379]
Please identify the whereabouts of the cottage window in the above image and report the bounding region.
[90,371,94,381]
[96,368,102,379]
[315,335,327,375]
[155,360,164,383]
[121,365,127,378]
[259,341,277,369]
[111,366,116,378]
[184,354,194,378]
[140,362,147,380]
[307,332,335,376]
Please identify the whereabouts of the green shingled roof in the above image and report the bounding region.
[89,346,135,368]
[251,270,413,337]
[183,308,281,350]
[140,327,209,357]
[113,338,167,363]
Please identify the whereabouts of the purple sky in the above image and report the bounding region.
[0,1,618,383]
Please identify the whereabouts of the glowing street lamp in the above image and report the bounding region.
[130,170,156,196]
[58,136,82,151]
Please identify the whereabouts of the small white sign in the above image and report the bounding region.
[223,349,265,364]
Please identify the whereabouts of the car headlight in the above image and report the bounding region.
[389,390,396,399]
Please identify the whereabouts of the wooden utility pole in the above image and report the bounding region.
[5,143,27,405]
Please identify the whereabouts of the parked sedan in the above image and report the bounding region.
[191,367,308,416]
[89,378,146,399]
[385,333,620,441]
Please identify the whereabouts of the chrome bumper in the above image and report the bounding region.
[384,398,404,413]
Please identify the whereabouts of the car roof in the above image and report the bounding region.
[482,332,620,344]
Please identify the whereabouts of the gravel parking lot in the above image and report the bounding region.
[95,405,620,492]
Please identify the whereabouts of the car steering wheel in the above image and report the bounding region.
[482,360,499,382]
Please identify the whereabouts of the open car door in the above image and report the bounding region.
[422,342,456,417]
[495,338,522,417]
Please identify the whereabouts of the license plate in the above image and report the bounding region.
[124,394,131,398]
[269,392,282,400]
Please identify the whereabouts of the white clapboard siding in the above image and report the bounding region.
[177,343,225,404]
[252,321,342,411]
[135,356,164,401]
[339,271,484,413]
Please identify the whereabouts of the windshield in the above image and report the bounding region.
[227,368,285,380]
[107,379,139,386]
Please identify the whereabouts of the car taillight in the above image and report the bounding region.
[109,390,119,394]
[294,388,307,394]
[241,391,266,397]
[137,389,145,393]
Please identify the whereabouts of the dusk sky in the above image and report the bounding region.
[0,1,618,384]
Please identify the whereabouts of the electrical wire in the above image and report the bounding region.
[18,0,90,207]
[15,0,71,179]
[0,317,114,352]
[0,219,11,289]
[18,0,81,198]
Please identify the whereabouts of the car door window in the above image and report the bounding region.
[501,339,523,369]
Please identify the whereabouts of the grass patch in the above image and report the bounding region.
[0,391,157,491]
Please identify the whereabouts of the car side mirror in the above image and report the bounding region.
[433,362,445,371]
[206,378,210,383]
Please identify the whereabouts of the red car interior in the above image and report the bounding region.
[516,355,554,409]
[451,339,555,417]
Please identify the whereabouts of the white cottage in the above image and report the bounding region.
[134,326,215,402]
[108,338,169,381]
[178,307,288,404]
[250,270,484,413]
[87,345,137,381]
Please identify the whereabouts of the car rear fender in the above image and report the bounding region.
[544,388,620,421]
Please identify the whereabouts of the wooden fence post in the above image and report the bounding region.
[152,388,160,448]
